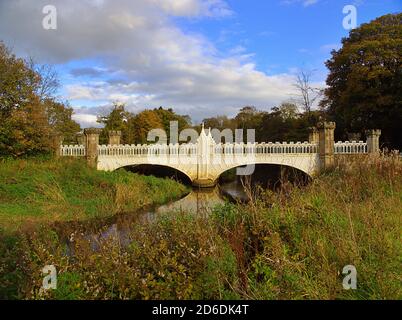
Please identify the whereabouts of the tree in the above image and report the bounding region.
[129,110,164,144]
[97,102,131,144]
[28,59,60,102]
[0,42,38,118]
[293,69,322,117]
[202,115,236,132]
[278,102,299,120]
[321,13,402,149]
[45,99,81,144]
[0,42,80,156]
[153,107,191,142]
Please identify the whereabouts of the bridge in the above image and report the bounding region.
[57,122,381,187]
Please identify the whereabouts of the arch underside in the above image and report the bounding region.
[97,156,196,181]
[210,154,319,181]
[97,154,320,183]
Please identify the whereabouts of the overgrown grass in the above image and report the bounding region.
[0,157,189,232]
[1,154,401,299]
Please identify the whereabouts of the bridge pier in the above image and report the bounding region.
[84,128,102,168]
[52,133,63,158]
[366,130,381,154]
[318,122,336,171]
[192,179,216,188]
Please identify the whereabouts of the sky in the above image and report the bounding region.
[0,0,400,127]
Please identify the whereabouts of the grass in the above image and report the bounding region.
[0,157,189,232]
[0,154,401,299]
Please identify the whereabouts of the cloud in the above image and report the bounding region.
[70,67,109,78]
[281,0,319,7]
[0,0,306,126]
[71,113,101,128]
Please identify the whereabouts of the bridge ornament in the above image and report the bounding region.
[59,123,380,188]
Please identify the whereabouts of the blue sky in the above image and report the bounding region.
[0,0,400,127]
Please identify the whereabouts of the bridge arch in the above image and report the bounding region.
[97,158,195,183]
[120,164,193,185]
[211,156,319,185]
[216,162,313,185]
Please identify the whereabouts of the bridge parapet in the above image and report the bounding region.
[96,141,318,157]
[334,141,368,154]
[60,145,86,157]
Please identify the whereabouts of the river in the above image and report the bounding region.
[63,180,249,251]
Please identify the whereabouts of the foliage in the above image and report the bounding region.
[1,155,400,300]
[0,157,189,231]
[98,105,191,145]
[0,42,81,156]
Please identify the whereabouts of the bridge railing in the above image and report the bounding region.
[334,141,367,154]
[60,145,86,157]
[62,141,368,158]
[214,142,317,154]
[98,144,199,156]
[97,142,318,157]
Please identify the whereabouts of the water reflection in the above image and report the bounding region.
[65,182,249,251]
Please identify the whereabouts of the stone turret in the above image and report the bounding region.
[318,122,336,171]
[84,128,102,168]
[108,130,122,145]
[308,127,319,144]
[52,133,63,158]
[366,129,381,154]
[76,132,86,146]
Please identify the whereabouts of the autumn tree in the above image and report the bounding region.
[45,99,81,144]
[129,110,164,144]
[321,13,402,149]
[0,42,80,156]
[153,107,191,142]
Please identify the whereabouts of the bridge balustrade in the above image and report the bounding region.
[334,141,368,154]
[60,145,86,157]
[60,141,368,158]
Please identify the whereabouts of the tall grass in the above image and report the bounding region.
[0,157,189,232]
[1,154,400,299]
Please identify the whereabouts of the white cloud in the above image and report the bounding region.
[71,113,101,128]
[281,0,319,7]
[0,0,307,126]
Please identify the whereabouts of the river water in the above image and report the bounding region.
[63,181,249,251]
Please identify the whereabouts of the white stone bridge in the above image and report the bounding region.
[59,123,380,187]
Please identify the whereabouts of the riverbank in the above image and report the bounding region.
[1,154,401,299]
[0,157,189,233]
